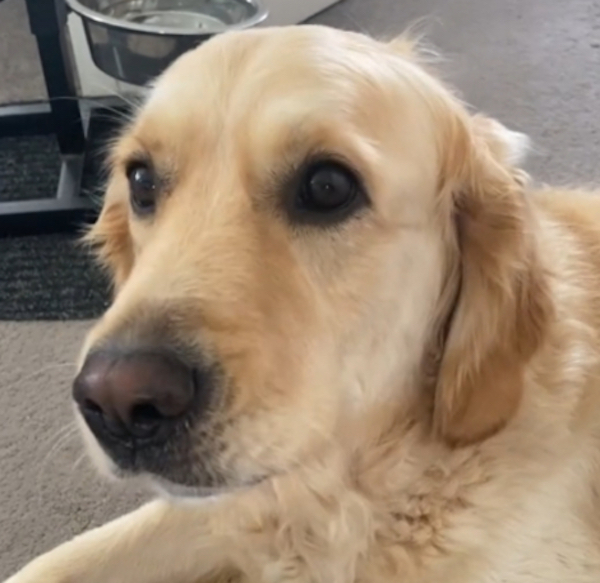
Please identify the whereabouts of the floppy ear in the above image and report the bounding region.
[432,116,553,445]
[83,195,134,291]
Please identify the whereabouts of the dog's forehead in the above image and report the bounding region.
[119,25,442,197]
[140,27,389,132]
[154,26,373,86]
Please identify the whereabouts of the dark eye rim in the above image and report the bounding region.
[285,156,370,226]
[125,158,159,217]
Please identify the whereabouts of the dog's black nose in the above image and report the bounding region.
[73,349,196,443]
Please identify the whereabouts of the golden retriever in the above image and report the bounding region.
[6,24,600,583]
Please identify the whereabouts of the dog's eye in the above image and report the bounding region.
[127,162,157,215]
[301,162,357,211]
[291,161,366,224]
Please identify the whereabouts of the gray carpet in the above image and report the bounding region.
[1,0,600,578]
[0,0,46,105]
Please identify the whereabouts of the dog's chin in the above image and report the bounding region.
[142,473,268,501]
[103,463,270,502]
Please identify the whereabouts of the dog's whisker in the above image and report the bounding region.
[83,78,146,111]
[48,96,136,121]
[37,424,78,471]
[35,423,80,504]
[71,453,88,475]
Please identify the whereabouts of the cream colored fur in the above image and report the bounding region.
[6,25,600,583]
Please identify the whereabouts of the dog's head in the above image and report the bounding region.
[74,26,552,495]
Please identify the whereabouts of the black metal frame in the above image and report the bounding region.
[0,0,104,236]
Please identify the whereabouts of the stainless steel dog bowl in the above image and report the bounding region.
[65,0,268,86]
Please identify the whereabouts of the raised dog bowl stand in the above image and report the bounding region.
[0,0,125,236]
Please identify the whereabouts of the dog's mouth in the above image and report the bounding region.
[101,447,273,500]
[76,406,231,489]
[77,403,275,497]
[100,434,236,491]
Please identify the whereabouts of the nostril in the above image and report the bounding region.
[83,398,103,417]
[129,402,165,438]
[131,402,163,424]
[74,348,199,445]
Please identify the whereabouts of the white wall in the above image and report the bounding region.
[68,0,341,97]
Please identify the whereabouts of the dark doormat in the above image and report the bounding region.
[0,233,111,321]
[0,134,111,321]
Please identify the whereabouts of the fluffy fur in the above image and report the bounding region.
[6,25,600,583]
